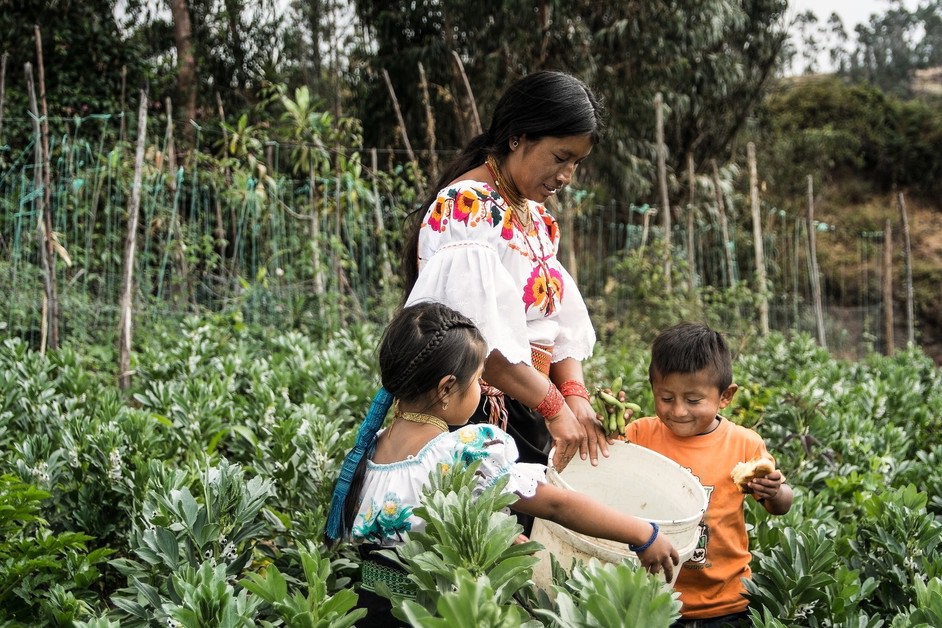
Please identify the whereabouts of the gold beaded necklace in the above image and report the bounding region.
[485,155,533,231]
[396,409,449,433]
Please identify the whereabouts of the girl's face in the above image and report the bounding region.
[442,362,485,427]
[651,369,737,438]
[504,134,594,203]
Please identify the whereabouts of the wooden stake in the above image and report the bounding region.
[686,152,697,299]
[34,25,59,350]
[381,68,417,164]
[450,50,482,136]
[0,52,8,146]
[119,65,127,142]
[748,142,769,335]
[417,62,439,181]
[216,91,228,150]
[118,89,149,390]
[26,63,53,354]
[164,97,177,190]
[897,192,914,346]
[807,175,827,348]
[882,218,894,356]
[655,93,671,291]
[370,148,393,283]
[711,159,735,288]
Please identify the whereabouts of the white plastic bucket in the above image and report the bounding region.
[530,441,707,590]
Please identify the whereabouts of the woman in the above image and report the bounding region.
[402,70,607,484]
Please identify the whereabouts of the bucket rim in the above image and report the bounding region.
[548,441,708,524]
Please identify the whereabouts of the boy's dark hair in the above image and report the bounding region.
[648,322,733,391]
[379,301,486,401]
[402,71,604,297]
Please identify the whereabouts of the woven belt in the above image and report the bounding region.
[360,559,417,598]
[530,343,554,377]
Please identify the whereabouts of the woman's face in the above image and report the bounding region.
[504,134,594,203]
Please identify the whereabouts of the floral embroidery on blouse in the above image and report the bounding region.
[523,264,564,315]
[352,492,413,543]
[428,186,501,233]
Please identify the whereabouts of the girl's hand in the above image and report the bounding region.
[546,404,584,472]
[566,395,610,465]
[636,533,680,583]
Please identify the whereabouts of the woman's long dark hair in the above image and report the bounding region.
[339,302,486,535]
[400,71,604,299]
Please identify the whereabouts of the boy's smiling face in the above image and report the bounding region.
[651,368,738,438]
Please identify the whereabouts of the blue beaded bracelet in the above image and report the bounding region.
[629,522,659,553]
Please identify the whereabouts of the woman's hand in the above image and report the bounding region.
[637,533,680,584]
[545,404,584,472]
[566,395,610,465]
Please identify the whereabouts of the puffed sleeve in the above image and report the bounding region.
[450,424,546,498]
[551,264,596,362]
[405,182,532,365]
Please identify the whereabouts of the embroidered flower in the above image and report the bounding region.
[523,265,565,315]
[498,206,515,240]
[352,492,413,542]
[427,195,451,232]
[452,189,479,224]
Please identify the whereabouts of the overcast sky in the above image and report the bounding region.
[786,0,924,72]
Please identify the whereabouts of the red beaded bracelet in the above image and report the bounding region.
[559,379,590,401]
[534,382,566,421]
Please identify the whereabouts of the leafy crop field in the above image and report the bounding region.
[2,314,942,626]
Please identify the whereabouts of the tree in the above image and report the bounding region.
[350,0,790,203]
[170,0,197,144]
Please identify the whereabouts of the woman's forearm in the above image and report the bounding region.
[483,351,552,408]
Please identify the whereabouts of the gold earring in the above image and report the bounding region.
[511,139,519,149]
[442,399,449,410]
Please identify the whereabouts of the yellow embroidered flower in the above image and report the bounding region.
[457,427,477,443]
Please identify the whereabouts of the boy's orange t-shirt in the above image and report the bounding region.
[625,416,773,620]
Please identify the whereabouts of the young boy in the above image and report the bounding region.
[625,322,793,627]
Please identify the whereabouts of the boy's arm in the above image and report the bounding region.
[759,481,793,515]
[749,470,793,515]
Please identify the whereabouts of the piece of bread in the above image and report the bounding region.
[730,458,775,493]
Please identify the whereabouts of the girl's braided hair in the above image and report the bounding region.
[334,301,486,537]
[381,301,486,401]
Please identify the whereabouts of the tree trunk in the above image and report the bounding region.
[118,90,149,390]
[223,0,245,91]
[170,0,197,146]
[686,152,697,299]
[417,62,438,181]
[451,51,482,136]
[748,142,769,335]
[655,93,671,292]
[0,52,8,146]
[381,68,416,165]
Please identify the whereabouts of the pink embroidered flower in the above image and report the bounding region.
[499,206,515,240]
[452,189,479,224]
[427,195,451,232]
[523,266,565,315]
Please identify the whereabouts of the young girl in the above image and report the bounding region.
[325,302,678,625]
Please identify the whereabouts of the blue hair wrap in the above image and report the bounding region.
[325,387,394,540]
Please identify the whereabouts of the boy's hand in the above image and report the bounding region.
[748,469,785,502]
